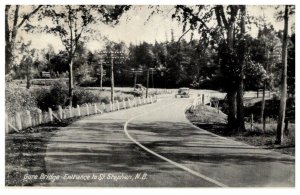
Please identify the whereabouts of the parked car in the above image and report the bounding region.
[133,84,146,96]
[175,88,190,98]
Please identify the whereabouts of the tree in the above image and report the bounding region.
[42,5,130,106]
[287,33,295,97]
[276,5,295,144]
[236,5,246,131]
[5,5,43,75]
[172,5,247,131]
[252,25,282,130]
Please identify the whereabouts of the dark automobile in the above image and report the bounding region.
[175,88,190,98]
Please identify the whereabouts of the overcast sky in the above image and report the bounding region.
[16,5,295,53]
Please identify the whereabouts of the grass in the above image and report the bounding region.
[5,117,80,186]
[186,105,295,156]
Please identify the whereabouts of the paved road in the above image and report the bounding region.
[44,92,294,187]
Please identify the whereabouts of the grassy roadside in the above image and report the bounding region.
[5,117,80,186]
[186,105,295,156]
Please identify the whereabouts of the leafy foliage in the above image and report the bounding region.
[5,87,38,117]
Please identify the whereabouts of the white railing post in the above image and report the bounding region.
[138,97,142,105]
[128,99,131,108]
[15,112,22,130]
[58,106,63,119]
[26,110,32,128]
[133,98,136,107]
[37,109,42,125]
[77,105,81,116]
[116,101,119,111]
[86,104,90,115]
[69,106,73,118]
[123,99,126,109]
[101,103,106,112]
[94,103,97,114]
[110,101,113,112]
[48,108,53,122]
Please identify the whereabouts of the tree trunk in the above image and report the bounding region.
[236,78,245,131]
[227,87,237,129]
[260,81,266,126]
[111,57,114,103]
[226,21,238,130]
[146,69,149,98]
[5,7,12,75]
[236,5,246,131]
[5,5,19,75]
[100,61,103,89]
[26,58,31,89]
[134,72,137,87]
[68,58,74,107]
[276,5,289,144]
[151,69,154,88]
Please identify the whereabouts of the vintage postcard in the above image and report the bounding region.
[4,3,295,188]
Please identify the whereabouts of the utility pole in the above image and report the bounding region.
[110,55,114,102]
[151,68,154,88]
[69,58,74,106]
[134,71,137,87]
[99,50,125,103]
[146,69,149,98]
[100,59,103,90]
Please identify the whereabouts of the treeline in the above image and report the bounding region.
[11,27,295,96]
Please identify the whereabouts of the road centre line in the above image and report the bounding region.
[123,99,228,187]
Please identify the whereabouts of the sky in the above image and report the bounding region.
[15,5,295,53]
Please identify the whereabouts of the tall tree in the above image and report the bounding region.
[5,5,43,75]
[172,5,246,131]
[276,5,294,144]
[236,5,246,131]
[42,5,130,106]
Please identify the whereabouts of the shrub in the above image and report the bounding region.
[5,88,38,117]
[73,90,101,106]
[36,80,68,111]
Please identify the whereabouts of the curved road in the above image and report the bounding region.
[44,92,294,187]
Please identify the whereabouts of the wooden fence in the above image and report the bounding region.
[191,94,215,109]
[5,95,158,134]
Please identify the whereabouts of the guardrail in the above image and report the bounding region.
[5,95,158,134]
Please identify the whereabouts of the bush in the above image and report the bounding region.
[73,90,101,106]
[36,80,68,111]
[5,88,38,116]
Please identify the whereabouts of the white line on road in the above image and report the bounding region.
[123,100,228,187]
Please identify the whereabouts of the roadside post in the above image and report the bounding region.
[37,109,42,125]
[26,110,32,128]
[15,112,22,130]
[48,108,53,122]
[77,105,81,116]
